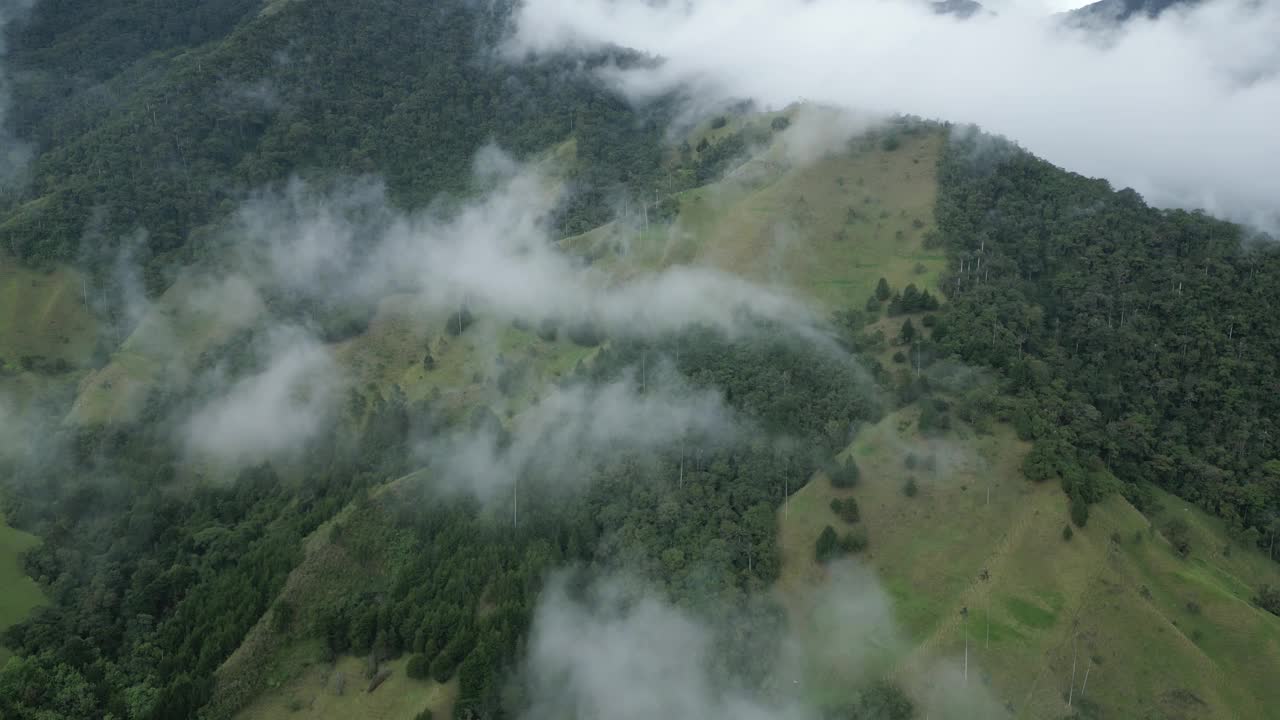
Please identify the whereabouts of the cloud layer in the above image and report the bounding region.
[520,563,1006,720]
[183,327,341,464]
[425,370,738,500]
[232,148,823,340]
[510,0,1280,230]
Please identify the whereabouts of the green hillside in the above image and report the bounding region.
[1,2,1279,717]
[0,515,45,665]
[778,409,1280,719]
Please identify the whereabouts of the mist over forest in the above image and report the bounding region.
[1,1,1278,720]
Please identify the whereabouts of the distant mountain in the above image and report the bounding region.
[931,0,985,19]
[1066,0,1197,23]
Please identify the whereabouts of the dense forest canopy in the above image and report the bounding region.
[935,130,1280,545]
[1,0,667,275]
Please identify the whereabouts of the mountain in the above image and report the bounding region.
[1,2,1279,720]
[1066,0,1198,23]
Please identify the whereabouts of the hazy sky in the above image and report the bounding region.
[511,0,1280,232]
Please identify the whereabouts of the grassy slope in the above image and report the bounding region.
[0,515,46,665]
[67,272,264,424]
[565,122,945,311]
[61,113,1276,719]
[0,255,97,369]
[777,409,1280,719]
[0,256,87,661]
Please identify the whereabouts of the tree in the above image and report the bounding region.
[1070,495,1090,528]
[1165,518,1193,558]
[875,277,891,301]
[406,653,429,680]
[828,459,861,489]
[830,498,860,523]
[816,526,840,563]
[903,478,919,497]
[899,319,916,344]
[1255,585,1280,616]
[1063,524,1074,541]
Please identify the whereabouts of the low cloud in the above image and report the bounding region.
[519,561,1007,719]
[510,0,1280,231]
[229,149,824,342]
[182,327,341,465]
[424,369,738,501]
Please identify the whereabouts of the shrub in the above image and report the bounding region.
[710,115,728,129]
[830,497,861,523]
[903,478,919,497]
[828,459,861,489]
[1070,495,1090,528]
[1254,584,1280,617]
[406,653,429,680]
[816,525,840,562]
[1165,518,1192,558]
[1062,524,1074,541]
[445,307,474,336]
[839,528,869,553]
[771,116,790,131]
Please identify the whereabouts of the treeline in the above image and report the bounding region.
[0,324,428,719]
[0,318,882,719]
[934,128,1280,549]
[2,0,667,275]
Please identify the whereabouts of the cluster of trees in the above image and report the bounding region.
[815,525,868,562]
[935,128,1280,553]
[0,326,428,719]
[2,0,669,276]
[0,316,882,718]
[867,278,940,317]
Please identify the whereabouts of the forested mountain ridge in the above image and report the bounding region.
[1,1,1280,719]
[935,134,1280,543]
[1,0,666,277]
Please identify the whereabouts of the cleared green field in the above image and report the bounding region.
[234,648,455,720]
[564,121,946,313]
[777,409,1280,719]
[0,255,97,371]
[68,272,264,424]
[0,515,46,664]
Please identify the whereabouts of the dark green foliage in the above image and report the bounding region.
[414,709,434,720]
[1070,494,1090,528]
[771,116,791,131]
[1255,584,1280,616]
[899,318,916,343]
[1063,524,1074,541]
[816,525,841,562]
[406,653,429,680]
[903,478,919,497]
[445,307,474,336]
[1165,518,1193,557]
[839,528,869,554]
[270,600,296,634]
[3,0,669,269]
[830,497,861,523]
[865,295,882,313]
[875,277,891,301]
[565,320,604,347]
[891,351,906,364]
[886,284,939,315]
[710,115,728,129]
[936,129,1280,553]
[917,399,951,433]
[828,458,861,489]
[824,680,915,719]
